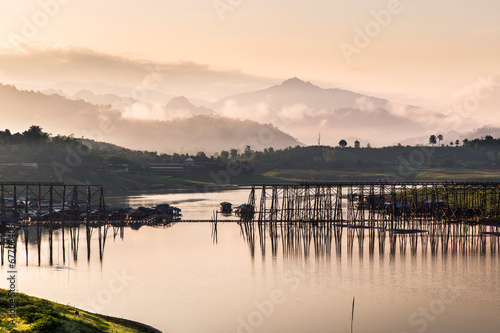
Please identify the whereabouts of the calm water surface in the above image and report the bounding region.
[1,188,499,333]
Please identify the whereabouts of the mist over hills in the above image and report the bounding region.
[212,77,388,111]
[163,96,214,117]
[211,77,442,146]
[2,48,499,150]
[72,90,137,108]
[0,83,300,154]
[2,72,500,152]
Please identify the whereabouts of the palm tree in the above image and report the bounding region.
[437,134,443,146]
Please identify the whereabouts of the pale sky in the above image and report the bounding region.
[1,0,499,107]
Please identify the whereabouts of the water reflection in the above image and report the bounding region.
[211,221,218,244]
[0,223,174,267]
[237,221,500,259]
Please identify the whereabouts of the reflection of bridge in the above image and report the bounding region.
[0,182,175,267]
[238,221,500,259]
[0,222,176,267]
[243,182,500,224]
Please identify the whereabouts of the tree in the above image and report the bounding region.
[22,125,49,143]
[244,145,253,157]
[339,139,347,148]
[354,140,360,148]
[0,129,12,144]
[230,148,238,159]
[450,141,454,146]
[220,150,229,161]
[455,139,460,146]
[437,134,443,146]
[429,135,437,146]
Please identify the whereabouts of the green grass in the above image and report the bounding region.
[65,172,292,194]
[263,169,398,182]
[0,289,158,333]
[413,168,500,181]
[4,166,500,196]
[262,168,500,183]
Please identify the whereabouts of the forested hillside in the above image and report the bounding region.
[1,126,500,189]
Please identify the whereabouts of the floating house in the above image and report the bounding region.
[220,202,232,213]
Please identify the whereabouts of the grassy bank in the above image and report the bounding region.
[0,289,160,333]
[3,166,500,198]
[262,167,500,183]
[51,172,290,195]
[56,167,500,196]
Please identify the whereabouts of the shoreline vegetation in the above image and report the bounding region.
[0,288,162,333]
[1,126,500,196]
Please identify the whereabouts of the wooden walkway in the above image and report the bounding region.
[179,219,240,223]
[13,219,242,227]
[245,182,500,224]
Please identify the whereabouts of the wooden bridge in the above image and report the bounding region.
[4,181,500,227]
[0,182,108,224]
[242,182,500,224]
[0,182,180,227]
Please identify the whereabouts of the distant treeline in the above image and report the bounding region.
[236,142,500,173]
[2,126,500,183]
[0,126,189,181]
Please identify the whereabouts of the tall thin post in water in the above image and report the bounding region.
[211,210,218,244]
[49,185,53,266]
[13,185,17,221]
[86,185,91,226]
[85,186,92,261]
[62,186,66,264]
[98,186,104,261]
[24,185,29,221]
[24,228,29,265]
[86,224,92,262]
[351,296,355,333]
[36,225,42,266]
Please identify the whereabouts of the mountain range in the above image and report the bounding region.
[1,77,499,152]
[0,83,300,154]
[207,78,428,146]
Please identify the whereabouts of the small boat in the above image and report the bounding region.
[220,202,232,213]
[235,204,255,219]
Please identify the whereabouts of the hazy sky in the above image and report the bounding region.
[0,0,499,106]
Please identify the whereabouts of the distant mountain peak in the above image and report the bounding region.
[280,77,314,88]
[279,77,319,89]
[166,96,194,109]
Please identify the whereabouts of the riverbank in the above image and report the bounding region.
[69,167,500,193]
[0,289,161,333]
[3,166,500,196]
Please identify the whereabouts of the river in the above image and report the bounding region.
[1,187,499,333]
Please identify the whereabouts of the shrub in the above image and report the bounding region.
[29,315,63,333]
